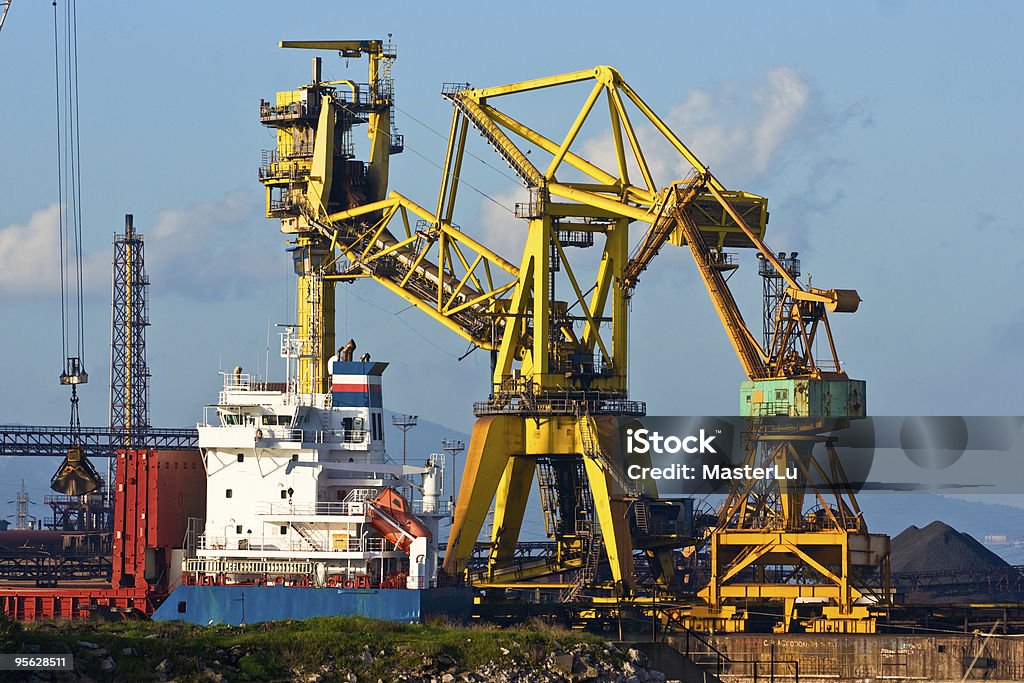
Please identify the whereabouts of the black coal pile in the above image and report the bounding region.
[891,521,1023,602]
[891,521,1009,574]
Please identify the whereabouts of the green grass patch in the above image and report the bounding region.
[2,614,617,682]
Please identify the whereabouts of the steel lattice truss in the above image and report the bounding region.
[0,425,197,458]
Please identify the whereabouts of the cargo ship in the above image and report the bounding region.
[152,331,468,625]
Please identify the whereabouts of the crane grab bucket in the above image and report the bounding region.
[50,444,103,496]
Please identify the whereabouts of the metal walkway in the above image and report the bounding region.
[0,425,198,458]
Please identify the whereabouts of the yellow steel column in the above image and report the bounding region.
[530,216,551,388]
[489,454,538,568]
[366,52,391,203]
[295,240,336,394]
[443,415,525,575]
[607,217,628,392]
[580,416,635,595]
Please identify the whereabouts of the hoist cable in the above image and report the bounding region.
[71,0,85,359]
[52,0,87,367]
[51,0,67,363]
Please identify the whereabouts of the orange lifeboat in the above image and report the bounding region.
[366,487,431,553]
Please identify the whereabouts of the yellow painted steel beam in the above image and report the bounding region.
[552,237,611,363]
[547,183,651,222]
[483,106,650,198]
[544,81,605,180]
[436,108,462,222]
[545,202,624,219]
[716,584,847,599]
[530,217,551,380]
[618,80,725,193]
[714,530,865,545]
[608,86,656,195]
[467,67,598,99]
[453,94,544,187]
[280,40,386,54]
[606,89,630,186]
[704,182,801,290]
[582,418,635,595]
[443,416,525,576]
[489,456,538,568]
[393,192,519,275]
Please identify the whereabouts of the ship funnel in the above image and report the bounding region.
[340,339,357,362]
[50,444,103,496]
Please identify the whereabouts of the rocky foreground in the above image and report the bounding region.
[3,616,680,683]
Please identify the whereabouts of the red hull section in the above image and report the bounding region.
[0,448,205,621]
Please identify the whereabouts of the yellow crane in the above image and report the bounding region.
[257,42,885,623]
[635,174,890,632]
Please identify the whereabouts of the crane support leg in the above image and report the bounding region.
[444,415,524,576]
[490,456,537,567]
[581,434,635,596]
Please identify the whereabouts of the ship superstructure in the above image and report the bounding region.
[185,330,447,590]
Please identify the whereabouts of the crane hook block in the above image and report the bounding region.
[826,289,861,313]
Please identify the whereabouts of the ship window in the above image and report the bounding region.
[280,490,288,499]
[279,416,292,426]
[236,453,244,463]
[235,525,243,534]
[225,489,233,498]
[177,601,187,614]
[280,526,287,535]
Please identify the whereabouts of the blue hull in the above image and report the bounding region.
[153,585,472,626]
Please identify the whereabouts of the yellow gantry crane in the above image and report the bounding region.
[662,178,890,633]
[260,47,766,598]
[259,41,884,627]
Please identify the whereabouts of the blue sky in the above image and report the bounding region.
[1,0,1022,482]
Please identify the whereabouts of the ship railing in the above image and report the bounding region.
[289,537,401,553]
[197,419,369,445]
[344,488,377,502]
[255,501,369,517]
[197,534,402,554]
[221,371,260,391]
[411,500,453,515]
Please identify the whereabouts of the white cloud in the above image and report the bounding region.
[576,67,812,189]
[474,187,529,264]
[0,204,107,300]
[0,192,284,302]
[144,191,283,299]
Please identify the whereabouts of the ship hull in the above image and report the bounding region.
[153,585,472,625]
